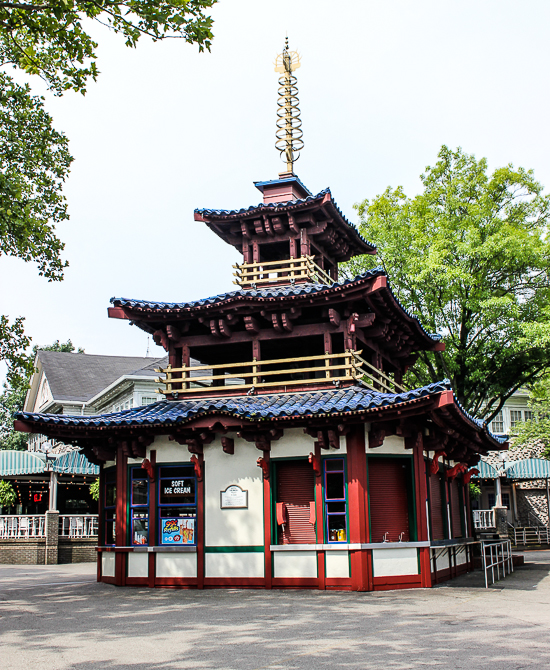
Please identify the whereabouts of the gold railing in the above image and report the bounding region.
[155,350,407,396]
[233,255,332,288]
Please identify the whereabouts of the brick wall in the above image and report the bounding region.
[0,539,46,565]
[58,539,97,564]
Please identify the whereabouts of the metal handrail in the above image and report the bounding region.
[156,350,406,396]
[233,255,333,288]
[481,539,513,588]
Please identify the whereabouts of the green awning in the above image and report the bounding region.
[0,450,47,476]
[51,451,99,476]
[473,460,500,479]
[504,458,550,480]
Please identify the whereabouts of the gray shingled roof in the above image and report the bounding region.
[38,351,168,403]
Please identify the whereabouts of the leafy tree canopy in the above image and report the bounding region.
[0,0,216,95]
[345,146,550,421]
[514,377,550,457]
[0,338,83,450]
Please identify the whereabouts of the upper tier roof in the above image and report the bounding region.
[194,188,376,261]
[109,268,443,353]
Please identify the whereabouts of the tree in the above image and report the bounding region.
[0,479,17,509]
[0,0,216,377]
[0,339,83,450]
[346,146,550,421]
[514,377,550,457]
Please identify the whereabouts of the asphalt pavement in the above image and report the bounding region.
[1,552,549,670]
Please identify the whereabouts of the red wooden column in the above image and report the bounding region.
[97,466,105,582]
[114,445,128,586]
[314,441,325,590]
[411,432,432,588]
[197,453,205,589]
[346,424,372,591]
[262,452,272,589]
[148,449,157,588]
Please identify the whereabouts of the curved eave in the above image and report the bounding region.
[195,189,376,256]
[110,270,443,352]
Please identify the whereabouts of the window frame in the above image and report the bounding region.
[323,456,348,544]
[129,466,149,546]
[103,467,116,547]
[157,464,197,546]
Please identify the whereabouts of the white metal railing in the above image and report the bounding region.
[481,539,513,588]
[0,515,45,539]
[473,509,495,529]
[59,515,98,538]
[509,525,550,546]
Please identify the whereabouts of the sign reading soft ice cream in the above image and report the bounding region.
[220,485,248,509]
[161,518,195,544]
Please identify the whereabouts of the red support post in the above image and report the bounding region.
[410,432,432,588]
[197,453,205,589]
[314,441,326,590]
[346,424,372,591]
[97,466,105,582]
[148,449,156,588]
[263,452,272,589]
[115,445,128,586]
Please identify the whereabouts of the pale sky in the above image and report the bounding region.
[1,0,550,380]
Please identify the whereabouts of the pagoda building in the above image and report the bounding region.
[14,42,506,591]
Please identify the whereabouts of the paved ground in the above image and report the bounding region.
[1,552,550,670]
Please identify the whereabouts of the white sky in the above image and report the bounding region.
[1,0,550,380]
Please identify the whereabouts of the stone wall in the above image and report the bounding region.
[517,488,549,526]
[58,539,97,564]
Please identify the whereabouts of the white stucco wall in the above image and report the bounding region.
[204,439,264,547]
[271,427,345,457]
[156,553,197,578]
[368,433,407,454]
[128,552,148,578]
[205,552,264,578]
[372,547,419,577]
[148,435,188,463]
[325,550,350,578]
[273,551,317,578]
[102,552,115,577]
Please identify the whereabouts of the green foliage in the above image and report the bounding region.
[0,0,216,95]
[469,482,482,500]
[346,146,550,419]
[514,377,550,456]
[0,339,83,450]
[89,477,99,502]
[0,479,17,508]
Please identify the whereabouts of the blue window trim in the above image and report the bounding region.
[129,466,149,546]
[157,464,197,546]
[323,457,348,543]
[103,468,116,547]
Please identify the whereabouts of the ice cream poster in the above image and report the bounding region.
[161,518,195,544]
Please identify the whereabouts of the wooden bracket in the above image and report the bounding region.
[446,463,468,481]
[368,427,385,449]
[430,450,446,474]
[141,458,155,482]
[257,457,269,479]
[190,454,203,481]
[308,452,321,477]
[463,468,480,485]
[221,436,234,455]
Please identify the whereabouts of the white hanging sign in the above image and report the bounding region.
[220,485,248,509]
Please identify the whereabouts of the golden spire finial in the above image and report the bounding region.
[274,38,303,174]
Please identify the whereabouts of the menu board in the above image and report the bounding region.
[161,518,195,545]
[220,485,248,509]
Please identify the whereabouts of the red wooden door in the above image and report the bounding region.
[430,472,445,540]
[368,458,410,542]
[450,479,463,538]
[276,461,316,544]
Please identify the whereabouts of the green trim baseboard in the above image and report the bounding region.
[205,546,264,553]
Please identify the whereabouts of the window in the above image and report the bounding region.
[158,465,196,545]
[141,396,157,406]
[510,410,523,429]
[368,458,412,542]
[502,493,510,510]
[524,410,534,422]
[130,467,149,545]
[324,458,348,542]
[274,460,316,545]
[488,493,496,508]
[104,470,116,546]
[491,412,504,434]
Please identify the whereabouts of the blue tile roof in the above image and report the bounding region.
[16,380,503,446]
[110,268,442,344]
[195,188,376,251]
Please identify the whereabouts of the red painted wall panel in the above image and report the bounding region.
[430,472,445,540]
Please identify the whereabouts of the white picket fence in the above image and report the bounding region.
[0,515,46,538]
[59,515,98,538]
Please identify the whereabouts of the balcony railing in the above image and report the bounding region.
[156,350,407,396]
[59,515,98,538]
[473,509,495,529]
[0,515,45,538]
[233,255,333,288]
